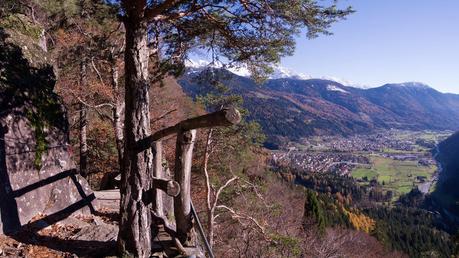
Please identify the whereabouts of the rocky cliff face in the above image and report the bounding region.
[0,15,93,234]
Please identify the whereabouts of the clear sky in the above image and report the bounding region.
[281,0,459,93]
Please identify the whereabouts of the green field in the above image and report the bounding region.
[352,156,436,198]
[392,130,450,141]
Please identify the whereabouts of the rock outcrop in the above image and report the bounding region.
[0,15,94,234]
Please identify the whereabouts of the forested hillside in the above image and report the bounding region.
[430,132,459,221]
[436,132,459,193]
[275,166,457,257]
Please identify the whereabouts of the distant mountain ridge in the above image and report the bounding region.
[185,60,364,86]
[178,68,459,148]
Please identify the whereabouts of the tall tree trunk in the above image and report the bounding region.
[174,129,197,246]
[109,53,124,170]
[117,17,153,258]
[79,60,88,178]
[79,105,88,176]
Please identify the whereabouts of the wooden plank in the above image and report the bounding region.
[136,107,241,153]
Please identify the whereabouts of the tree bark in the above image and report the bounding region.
[174,129,197,245]
[79,60,88,178]
[117,16,153,258]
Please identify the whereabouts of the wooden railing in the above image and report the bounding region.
[141,107,241,255]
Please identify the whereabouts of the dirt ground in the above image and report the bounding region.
[0,208,119,258]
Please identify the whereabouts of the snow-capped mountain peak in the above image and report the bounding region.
[326,85,349,93]
[185,59,311,80]
[383,82,433,91]
[185,59,213,68]
[398,82,431,89]
[184,59,251,77]
[269,66,312,80]
[184,59,370,89]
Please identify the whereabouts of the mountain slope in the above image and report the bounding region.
[358,83,459,130]
[178,68,459,148]
[432,132,459,217]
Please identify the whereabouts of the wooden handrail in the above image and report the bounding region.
[136,107,241,153]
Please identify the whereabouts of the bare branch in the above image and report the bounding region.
[71,93,114,122]
[204,129,214,212]
[145,0,188,21]
[215,176,238,203]
[216,205,267,236]
[239,178,273,208]
[151,108,178,123]
[91,58,106,87]
[75,96,114,109]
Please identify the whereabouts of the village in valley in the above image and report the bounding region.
[271,130,452,198]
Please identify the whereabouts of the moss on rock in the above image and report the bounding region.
[0,14,42,41]
[1,13,65,169]
[0,14,49,69]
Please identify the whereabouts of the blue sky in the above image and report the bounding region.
[281,0,459,93]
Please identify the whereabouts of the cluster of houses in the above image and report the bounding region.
[271,151,370,176]
[272,130,439,177]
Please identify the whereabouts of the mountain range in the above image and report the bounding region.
[178,67,459,148]
[184,59,363,86]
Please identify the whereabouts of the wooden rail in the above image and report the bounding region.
[136,107,241,153]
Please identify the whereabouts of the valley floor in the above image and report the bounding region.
[272,129,452,202]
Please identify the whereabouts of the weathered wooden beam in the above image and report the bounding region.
[153,141,164,216]
[136,107,241,153]
[154,178,180,197]
[173,129,197,245]
[178,106,241,130]
[143,177,180,205]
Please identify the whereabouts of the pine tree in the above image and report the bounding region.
[305,190,326,233]
[111,1,353,256]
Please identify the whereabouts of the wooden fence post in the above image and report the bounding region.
[153,141,164,216]
[174,129,197,245]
